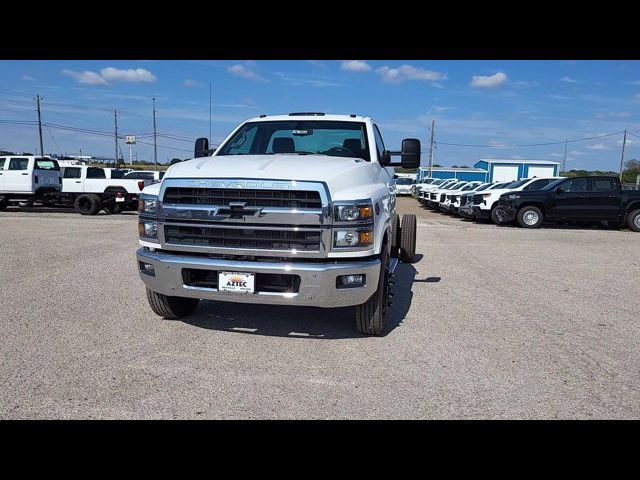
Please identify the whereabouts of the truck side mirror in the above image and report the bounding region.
[194,137,210,158]
[401,138,420,169]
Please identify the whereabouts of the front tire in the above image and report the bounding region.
[627,208,640,232]
[517,206,544,228]
[355,244,390,336]
[146,288,200,319]
[0,200,7,211]
[399,214,417,263]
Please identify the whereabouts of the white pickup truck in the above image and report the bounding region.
[60,165,151,214]
[136,113,420,335]
[0,155,61,209]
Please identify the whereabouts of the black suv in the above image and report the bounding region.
[495,176,640,231]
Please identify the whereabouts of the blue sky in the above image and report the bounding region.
[1,60,640,170]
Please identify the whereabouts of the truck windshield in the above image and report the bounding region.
[504,179,528,189]
[543,179,565,190]
[217,120,371,161]
[396,178,414,185]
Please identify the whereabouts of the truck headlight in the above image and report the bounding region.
[138,198,157,214]
[334,201,373,222]
[334,229,373,248]
[138,220,158,239]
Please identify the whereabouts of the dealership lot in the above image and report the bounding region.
[1,197,639,419]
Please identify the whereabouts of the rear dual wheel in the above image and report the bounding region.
[74,194,102,215]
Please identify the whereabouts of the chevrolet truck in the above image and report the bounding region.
[494,176,640,230]
[136,113,420,335]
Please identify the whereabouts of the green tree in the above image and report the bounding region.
[169,158,183,165]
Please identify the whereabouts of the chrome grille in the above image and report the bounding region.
[164,225,321,252]
[163,187,322,209]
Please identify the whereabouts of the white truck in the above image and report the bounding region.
[0,155,62,210]
[60,165,150,214]
[136,113,420,335]
[471,177,563,223]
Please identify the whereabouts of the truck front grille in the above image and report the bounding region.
[164,225,321,252]
[163,187,322,209]
[460,196,468,206]
[440,193,446,202]
[182,268,301,293]
[472,194,483,205]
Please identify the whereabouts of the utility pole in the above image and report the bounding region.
[114,110,119,167]
[209,81,212,145]
[36,94,44,156]
[152,97,158,171]
[562,139,568,173]
[427,119,435,177]
[619,129,627,182]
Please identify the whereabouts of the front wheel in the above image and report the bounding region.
[627,209,640,232]
[146,288,200,319]
[0,200,7,211]
[355,244,390,336]
[517,206,544,228]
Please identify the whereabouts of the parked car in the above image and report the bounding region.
[441,181,484,214]
[494,176,640,231]
[395,177,415,195]
[418,179,459,203]
[459,182,511,219]
[0,155,61,209]
[471,177,562,223]
[125,170,165,183]
[427,181,469,209]
[60,165,152,214]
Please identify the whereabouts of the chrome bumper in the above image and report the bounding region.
[137,248,381,308]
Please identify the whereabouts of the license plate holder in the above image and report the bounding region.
[218,271,255,294]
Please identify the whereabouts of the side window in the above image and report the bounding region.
[35,159,60,171]
[592,178,616,191]
[373,124,386,161]
[524,179,552,191]
[562,178,588,193]
[9,158,29,170]
[159,172,165,179]
[86,167,106,179]
[0,158,6,169]
[226,124,258,155]
[63,167,81,179]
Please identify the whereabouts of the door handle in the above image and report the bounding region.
[21,173,29,175]
[75,181,81,183]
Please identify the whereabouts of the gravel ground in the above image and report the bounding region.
[1,198,639,419]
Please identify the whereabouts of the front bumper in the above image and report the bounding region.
[473,206,491,219]
[137,247,381,308]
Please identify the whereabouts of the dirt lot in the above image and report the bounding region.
[1,197,639,419]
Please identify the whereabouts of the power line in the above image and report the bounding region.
[434,131,624,148]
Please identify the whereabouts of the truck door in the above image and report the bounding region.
[0,158,6,191]
[586,177,620,221]
[548,177,590,219]
[62,166,83,193]
[4,157,32,193]
[84,167,106,192]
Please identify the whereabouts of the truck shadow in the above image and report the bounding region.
[1,206,137,216]
[183,263,418,339]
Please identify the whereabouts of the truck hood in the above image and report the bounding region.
[164,155,386,200]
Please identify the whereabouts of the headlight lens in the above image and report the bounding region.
[138,198,157,214]
[138,220,158,239]
[334,202,373,222]
[334,229,373,248]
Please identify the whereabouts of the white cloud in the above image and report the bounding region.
[470,72,507,89]
[22,75,35,81]
[99,67,156,83]
[227,64,268,83]
[560,76,577,83]
[61,67,156,85]
[183,79,203,87]
[61,69,108,85]
[586,143,610,150]
[340,60,372,72]
[275,72,341,88]
[375,64,446,84]
[569,150,587,156]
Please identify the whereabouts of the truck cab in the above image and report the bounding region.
[0,155,61,209]
[136,113,420,335]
